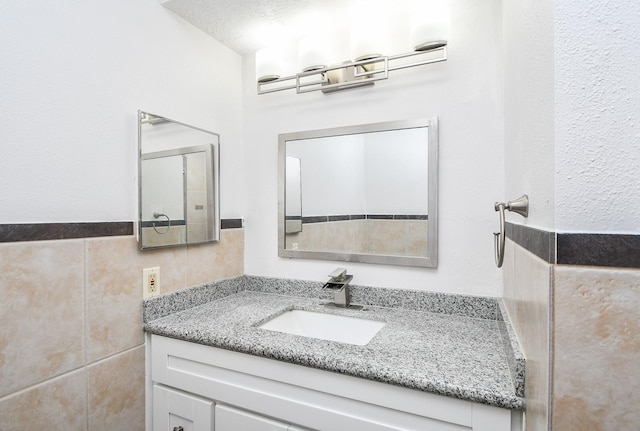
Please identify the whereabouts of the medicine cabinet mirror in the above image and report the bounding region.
[278,118,438,267]
[138,111,220,249]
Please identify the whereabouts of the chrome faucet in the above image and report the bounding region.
[322,268,353,307]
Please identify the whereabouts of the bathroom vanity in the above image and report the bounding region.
[144,276,524,431]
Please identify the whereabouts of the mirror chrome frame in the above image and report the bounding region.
[138,110,220,250]
[278,118,438,268]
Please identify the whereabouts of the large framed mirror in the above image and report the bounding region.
[138,111,220,249]
[278,118,438,267]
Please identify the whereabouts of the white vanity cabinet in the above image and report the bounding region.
[148,334,522,431]
[215,404,312,431]
[153,385,213,431]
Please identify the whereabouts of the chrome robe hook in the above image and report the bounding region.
[494,195,529,267]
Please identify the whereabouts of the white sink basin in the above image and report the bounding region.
[259,309,385,346]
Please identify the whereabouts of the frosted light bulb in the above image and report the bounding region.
[298,36,332,72]
[410,0,450,51]
[256,46,284,82]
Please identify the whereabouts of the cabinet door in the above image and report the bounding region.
[154,385,214,431]
[215,404,290,431]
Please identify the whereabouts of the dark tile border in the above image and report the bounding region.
[0,222,133,243]
[301,216,328,224]
[505,222,555,263]
[141,219,186,228]
[557,233,640,268]
[506,222,640,268]
[328,215,350,222]
[301,214,428,223]
[221,218,243,229]
[1,218,243,243]
[367,214,394,220]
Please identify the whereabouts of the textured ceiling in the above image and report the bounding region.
[160,0,411,55]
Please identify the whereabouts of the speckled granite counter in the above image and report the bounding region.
[144,275,525,410]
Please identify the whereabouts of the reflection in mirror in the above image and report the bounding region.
[285,156,302,234]
[279,118,438,268]
[138,111,220,249]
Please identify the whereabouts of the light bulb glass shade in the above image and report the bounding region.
[410,0,450,51]
[349,20,389,61]
[298,36,332,72]
[256,46,285,82]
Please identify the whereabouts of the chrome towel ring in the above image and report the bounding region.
[494,195,529,267]
[152,212,171,234]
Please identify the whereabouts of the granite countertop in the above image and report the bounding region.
[144,275,525,410]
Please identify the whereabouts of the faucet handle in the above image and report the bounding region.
[328,267,347,280]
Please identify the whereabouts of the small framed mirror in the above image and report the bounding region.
[138,111,220,249]
[278,118,438,267]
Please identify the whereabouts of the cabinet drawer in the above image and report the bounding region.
[215,404,289,431]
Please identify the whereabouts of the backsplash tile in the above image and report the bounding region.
[235,275,499,320]
[143,276,243,323]
[186,228,244,286]
[85,236,146,362]
[552,265,640,430]
[503,238,551,431]
[1,224,245,429]
[88,346,145,431]
[0,240,85,397]
[0,369,87,430]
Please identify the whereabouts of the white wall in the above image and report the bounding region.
[0,0,243,223]
[364,129,428,215]
[242,0,505,296]
[503,0,556,230]
[554,0,640,233]
[287,135,366,216]
[504,0,640,234]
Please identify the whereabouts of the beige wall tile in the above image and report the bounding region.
[141,225,186,248]
[0,240,85,396]
[553,266,640,430]
[139,240,188,295]
[186,228,244,286]
[0,369,87,430]
[88,346,145,431]
[85,236,146,362]
[285,220,427,256]
[0,229,243,427]
[503,239,551,431]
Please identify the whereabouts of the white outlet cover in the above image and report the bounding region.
[142,267,160,299]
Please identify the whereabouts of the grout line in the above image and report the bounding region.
[83,238,90,431]
[547,265,555,430]
[85,343,146,368]
[0,365,87,402]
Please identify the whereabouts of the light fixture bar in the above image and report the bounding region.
[257,45,447,95]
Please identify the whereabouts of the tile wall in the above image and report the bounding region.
[0,227,243,430]
[503,223,640,431]
[286,219,428,256]
[503,238,552,431]
[552,265,640,429]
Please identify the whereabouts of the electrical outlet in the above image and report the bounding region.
[143,267,160,298]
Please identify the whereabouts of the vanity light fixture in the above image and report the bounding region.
[256,1,450,95]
